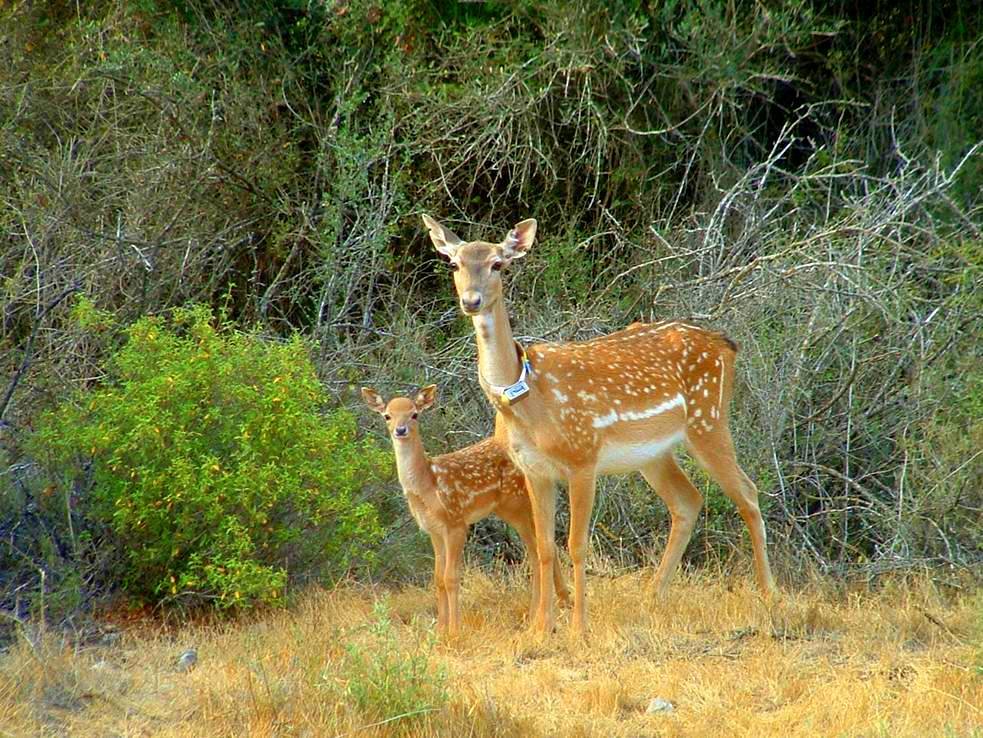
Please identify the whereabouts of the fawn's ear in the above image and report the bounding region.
[422,214,463,258]
[360,387,387,414]
[501,218,537,261]
[414,384,437,413]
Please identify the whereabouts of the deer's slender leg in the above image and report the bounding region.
[525,474,558,635]
[501,511,542,620]
[551,544,570,607]
[640,454,703,595]
[687,427,776,595]
[501,498,570,619]
[443,526,468,636]
[567,468,597,638]
[430,532,448,632]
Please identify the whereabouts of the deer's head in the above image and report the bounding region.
[361,385,437,442]
[422,215,536,316]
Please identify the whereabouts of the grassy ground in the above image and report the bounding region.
[1,567,980,737]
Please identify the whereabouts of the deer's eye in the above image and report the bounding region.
[448,261,460,271]
[491,261,503,272]
[411,412,418,420]
[383,414,391,421]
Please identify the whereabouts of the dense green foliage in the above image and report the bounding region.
[1,0,980,623]
[29,304,389,608]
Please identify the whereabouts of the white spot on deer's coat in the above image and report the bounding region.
[592,409,619,428]
[591,394,685,428]
[718,359,726,411]
[617,394,685,423]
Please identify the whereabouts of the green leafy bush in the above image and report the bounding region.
[31,305,389,609]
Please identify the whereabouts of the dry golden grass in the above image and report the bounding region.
[1,568,980,737]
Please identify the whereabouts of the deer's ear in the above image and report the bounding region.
[414,384,437,412]
[422,214,463,258]
[501,218,536,260]
[360,387,387,414]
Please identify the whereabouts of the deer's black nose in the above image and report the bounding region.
[394,425,408,438]
[461,294,482,313]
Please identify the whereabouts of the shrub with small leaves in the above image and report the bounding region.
[31,305,390,609]
[332,598,448,727]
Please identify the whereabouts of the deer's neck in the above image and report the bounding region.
[393,436,436,495]
[472,300,521,388]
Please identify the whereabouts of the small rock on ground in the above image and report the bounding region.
[646,697,675,714]
[176,648,198,671]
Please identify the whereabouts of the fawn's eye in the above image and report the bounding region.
[411,412,418,420]
[448,261,459,271]
[383,414,391,421]
[491,261,503,272]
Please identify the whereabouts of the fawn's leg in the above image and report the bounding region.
[551,543,571,607]
[499,509,542,621]
[443,526,468,636]
[430,533,448,632]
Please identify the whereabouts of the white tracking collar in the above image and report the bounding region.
[481,342,533,406]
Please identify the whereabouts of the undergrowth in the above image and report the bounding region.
[0,0,980,621]
[333,598,448,730]
[0,571,979,737]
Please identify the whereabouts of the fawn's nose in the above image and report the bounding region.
[461,291,482,313]
[394,425,409,438]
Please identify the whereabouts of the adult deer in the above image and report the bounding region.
[422,214,777,637]
[362,384,569,636]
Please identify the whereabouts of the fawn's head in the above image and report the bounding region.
[422,214,536,316]
[361,385,437,441]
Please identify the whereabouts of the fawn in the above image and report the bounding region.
[362,384,569,636]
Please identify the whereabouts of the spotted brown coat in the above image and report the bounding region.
[362,385,569,636]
